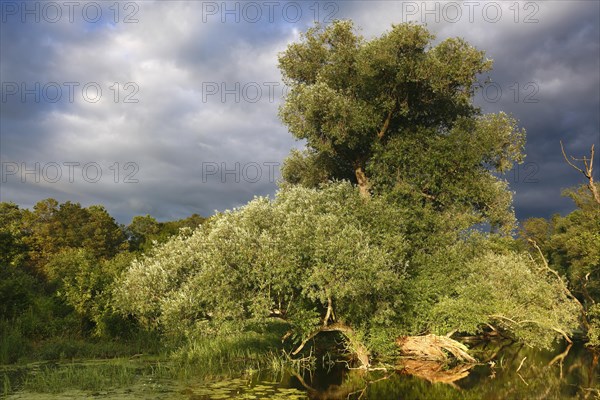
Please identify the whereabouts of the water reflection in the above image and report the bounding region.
[285,340,599,400]
[3,341,599,399]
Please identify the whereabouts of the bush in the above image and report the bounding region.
[430,251,580,348]
[116,182,408,360]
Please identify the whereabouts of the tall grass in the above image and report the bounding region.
[2,324,301,395]
[171,330,285,379]
[0,318,29,364]
[0,316,163,366]
[21,361,140,393]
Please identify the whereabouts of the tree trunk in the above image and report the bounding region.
[354,165,371,198]
[589,180,600,205]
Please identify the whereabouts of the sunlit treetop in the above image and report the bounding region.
[279,21,525,232]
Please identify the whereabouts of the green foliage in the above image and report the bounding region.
[429,252,579,349]
[22,199,128,276]
[45,249,137,337]
[549,186,600,301]
[521,183,600,345]
[279,20,525,232]
[116,182,408,356]
[0,202,28,268]
[0,196,206,350]
[126,213,206,253]
[369,113,524,233]
[0,264,37,319]
[586,304,600,346]
[116,181,581,360]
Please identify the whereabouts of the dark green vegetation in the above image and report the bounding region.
[0,199,204,364]
[1,21,598,398]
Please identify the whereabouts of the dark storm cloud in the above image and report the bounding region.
[1,1,598,224]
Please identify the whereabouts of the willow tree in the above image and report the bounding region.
[279,21,525,232]
[116,182,409,367]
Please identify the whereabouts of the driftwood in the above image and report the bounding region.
[396,334,477,387]
[396,334,477,363]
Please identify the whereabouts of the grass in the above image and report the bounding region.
[20,360,141,393]
[2,322,300,396]
[0,315,164,365]
[0,318,30,364]
[170,326,291,380]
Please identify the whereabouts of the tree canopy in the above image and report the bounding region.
[279,21,525,232]
[116,183,580,366]
[116,183,409,363]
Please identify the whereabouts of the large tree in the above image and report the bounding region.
[116,183,409,366]
[116,21,579,367]
[279,21,525,232]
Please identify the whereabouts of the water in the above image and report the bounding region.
[2,341,598,399]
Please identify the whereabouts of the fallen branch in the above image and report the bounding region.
[528,238,589,332]
[397,334,477,363]
[292,321,370,368]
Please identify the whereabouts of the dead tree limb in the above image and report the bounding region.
[528,238,589,332]
[560,141,600,205]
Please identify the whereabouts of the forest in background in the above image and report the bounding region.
[0,202,205,363]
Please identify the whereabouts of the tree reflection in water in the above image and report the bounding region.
[290,340,599,399]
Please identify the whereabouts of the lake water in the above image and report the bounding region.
[2,340,598,399]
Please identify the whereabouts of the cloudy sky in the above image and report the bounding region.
[1,0,599,224]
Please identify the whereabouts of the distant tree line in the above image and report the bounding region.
[0,198,204,362]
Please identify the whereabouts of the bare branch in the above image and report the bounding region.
[560,141,600,205]
[561,141,585,175]
[527,238,589,332]
[516,357,527,372]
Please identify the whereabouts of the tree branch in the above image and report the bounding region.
[323,296,335,326]
[490,314,573,344]
[561,141,600,205]
[583,273,596,305]
[561,141,585,174]
[377,108,393,139]
[527,239,589,331]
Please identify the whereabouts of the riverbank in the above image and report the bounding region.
[2,334,598,399]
